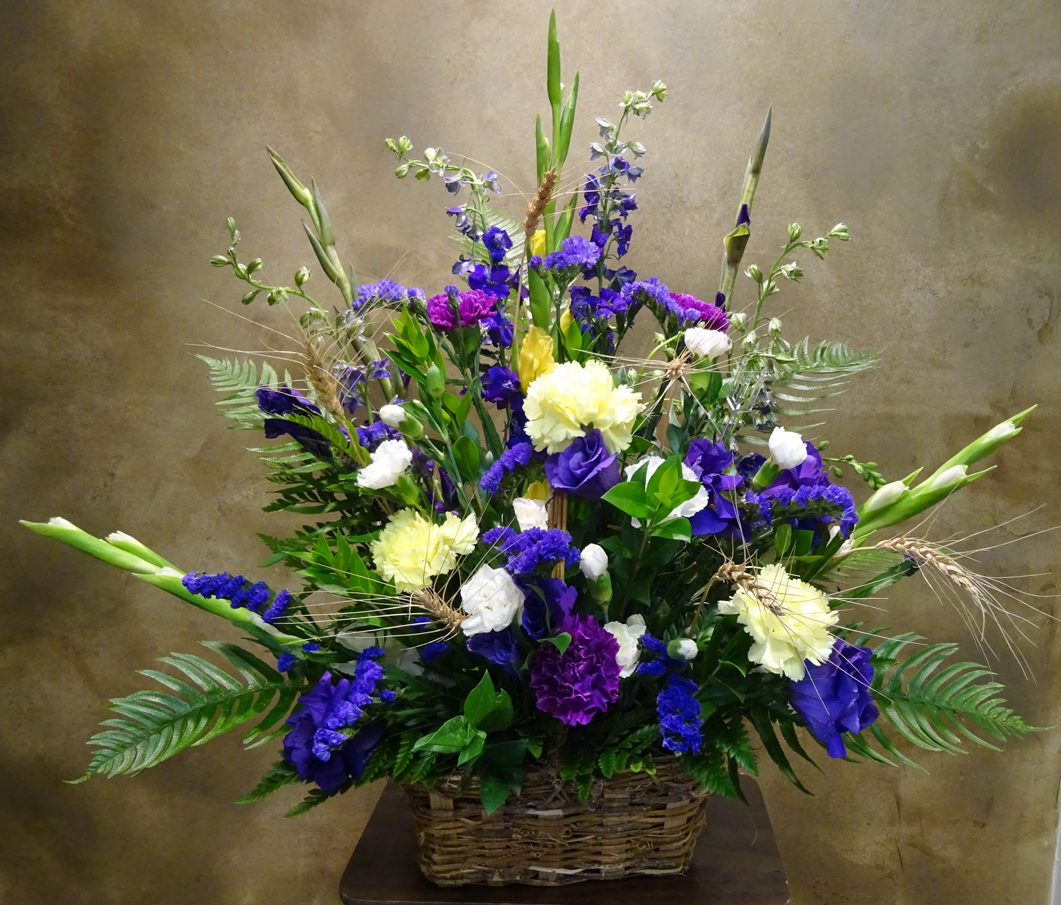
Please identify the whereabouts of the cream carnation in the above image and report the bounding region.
[524,359,641,455]
[604,614,647,678]
[512,497,549,532]
[717,563,837,680]
[356,438,413,490]
[370,509,479,592]
[460,564,524,637]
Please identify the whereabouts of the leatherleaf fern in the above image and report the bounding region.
[72,642,304,782]
[841,632,1040,769]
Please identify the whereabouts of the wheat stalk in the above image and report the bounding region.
[523,168,557,245]
[301,337,347,424]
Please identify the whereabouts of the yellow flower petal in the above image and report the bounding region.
[518,325,557,392]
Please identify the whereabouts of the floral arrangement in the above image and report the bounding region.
[25,14,1040,820]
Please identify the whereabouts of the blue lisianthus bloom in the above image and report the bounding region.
[788,638,879,758]
[466,628,520,673]
[684,440,742,535]
[520,577,577,639]
[657,674,704,754]
[481,366,522,409]
[545,429,620,499]
[282,648,388,793]
[482,226,513,264]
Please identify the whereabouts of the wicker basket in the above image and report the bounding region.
[403,758,709,886]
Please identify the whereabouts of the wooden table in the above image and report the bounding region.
[340,781,788,905]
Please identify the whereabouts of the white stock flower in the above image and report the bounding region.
[683,327,730,360]
[674,639,698,661]
[604,614,647,678]
[512,497,549,532]
[378,404,406,429]
[625,457,709,525]
[460,564,524,637]
[768,426,808,470]
[580,543,609,581]
[356,439,413,490]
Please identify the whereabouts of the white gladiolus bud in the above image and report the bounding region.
[983,420,1020,443]
[863,480,907,513]
[674,639,698,661]
[604,614,647,678]
[768,426,808,470]
[356,439,413,490]
[460,565,523,636]
[378,405,406,429]
[513,497,549,532]
[580,544,609,581]
[925,464,968,492]
[684,327,731,360]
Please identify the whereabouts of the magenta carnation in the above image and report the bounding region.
[529,614,621,726]
[426,289,498,331]
[426,292,458,330]
[668,291,729,332]
[457,289,498,326]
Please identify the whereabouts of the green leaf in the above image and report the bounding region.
[463,672,497,726]
[479,774,513,814]
[411,716,479,754]
[284,788,331,818]
[457,731,487,766]
[544,632,572,655]
[72,644,299,782]
[453,436,481,483]
[651,517,691,542]
[601,482,650,519]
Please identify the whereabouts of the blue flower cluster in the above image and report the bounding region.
[456,226,519,302]
[182,571,292,624]
[657,675,704,754]
[532,235,602,277]
[277,642,321,673]
[352,279,424,311]
[579,136,641,261]
[282,647,389,793]
[481,526,580,576]
[356,420,401,449]
[479,442,536,494]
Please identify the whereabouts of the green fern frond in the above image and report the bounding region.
[72,643,301,782]
[236,760,301,804]
[845,632,1039,761]
[197,355,291,430]
[770,339,879,398]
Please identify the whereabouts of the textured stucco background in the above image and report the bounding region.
[3,2,1061,903]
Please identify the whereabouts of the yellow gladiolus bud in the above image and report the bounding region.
[524,480,550,501]
[559,304,573,334]
[519,325,557,392]
[529,229,547,258]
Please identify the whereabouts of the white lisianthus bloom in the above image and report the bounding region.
[460,564,524,637]
[924,464,967,491]
[512,497,549,532]
[604,614,647,678]
[579,543,609,581]
[624,457,709,524]
[683,327,730,360]
[862,480,907,513]
[378,404,406,429]
[356,439,413,490]
[768,426,808,470]
[674,639,698,661]
[717,563,837,680]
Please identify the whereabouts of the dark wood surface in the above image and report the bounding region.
[340,781,788,905]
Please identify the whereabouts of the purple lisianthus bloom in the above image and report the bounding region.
[788,638,879,758]
[520,577,577,639]
[545,429,620,499]
[529,614,621,726]
[481,366,522,409]
[466,628,520,669]
[684,440,742,535]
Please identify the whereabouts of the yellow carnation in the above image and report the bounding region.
[370,509,479,593]
[529,229,547,257]
[518,325,556,392]
[524,359,641,455]
[717,563,837,680]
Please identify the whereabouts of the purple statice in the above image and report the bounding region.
[478,441,535,494]
[621,276,670,315]
[182,572,271,613]
[277,642,322,673]
[569,286,626,323]
[519,577,577,639]
[657,674,704,754]
[481,226,513,264]
[529,614,621,726]
[352,279,424,311]
[748,483,859,539]
[684,440,743,535]
[262,589,293,624]
[421,640,449,663]
[539,236,602,277]
[282,648,388,792]
[544,429,620,499]
[466,628,520,670]
[481,366,522,410]
[667,292,729,331]
[788,638,879,758]
[636,633,682,677]
[355,419,401,449]
[483,526,580,577]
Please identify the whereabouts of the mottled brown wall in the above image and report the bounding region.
[3,2,1060,903]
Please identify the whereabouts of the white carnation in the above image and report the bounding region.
[683,327,730,360]
[356,439,413,490]
[460,564,524,637]
[768,426,808,470]
[512,497,549,532]
[604,614,647,678]
[579,543,609,581]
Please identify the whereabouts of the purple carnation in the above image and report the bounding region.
[788,638,879,758]
[457,289,498,325]
[529,614,621,726]
[426,288,459,331]
[545,429,619,499]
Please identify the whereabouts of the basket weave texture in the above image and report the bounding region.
[403,758,709,886]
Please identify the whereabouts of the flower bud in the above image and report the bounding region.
[513,497,549,532]
[210,255,229,267]
[745,264,763,283]
[728,311,747,330]
[684,327,730,360]
[379,404,424,440]
[424,364,445,399]
[862,480,907,514]
[768,426,808,470]
[295,266,310,287]
[580,544,609,581]
[669,639,698,661]
[923,464,968,492]
[787,222,802,241]
[828,223,849,241]
[768,317,783,336]
[742,330,758,346]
